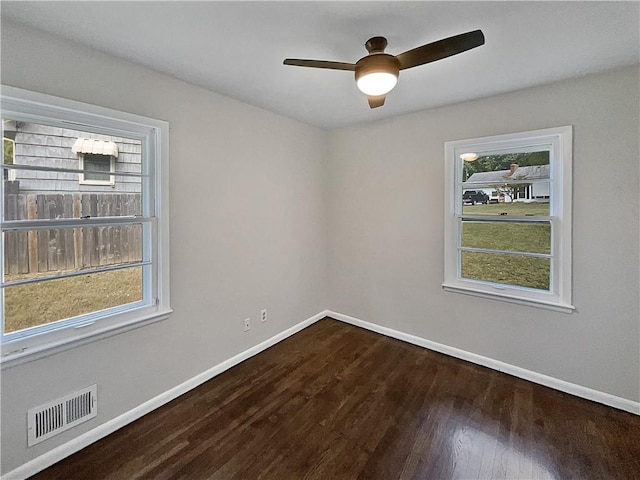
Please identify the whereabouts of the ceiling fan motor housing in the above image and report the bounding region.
[354,53,400,83]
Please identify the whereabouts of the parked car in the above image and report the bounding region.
[463,190,489,205]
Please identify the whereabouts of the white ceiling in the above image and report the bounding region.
[2,1,639,129]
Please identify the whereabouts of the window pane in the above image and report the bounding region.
[3,267,143,334]
[461,251,550,290]
[83,153,111,182]
[3,138,14,165]
[461,221,550,254]
[461,187,550,216]
[1,118,142,196]
[461,150,550,215]
[3,137,16,183]
[4,191,142,221]
[3,225,143,279]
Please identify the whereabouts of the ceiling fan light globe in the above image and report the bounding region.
[356,72,398,96]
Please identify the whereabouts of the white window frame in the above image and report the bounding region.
[0,86,171,367]
[78,152,116,186]
[443,126,573,313]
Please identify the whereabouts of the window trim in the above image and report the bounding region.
[78,152,116,186]
[443,126,573,313]
[0,86,171,368]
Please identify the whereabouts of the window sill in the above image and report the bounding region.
[442,283,575,314]
[1,309,172,370]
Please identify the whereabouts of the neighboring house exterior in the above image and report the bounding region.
[463,163,550,202]
[2,121,143,274]
[3,120,141,194]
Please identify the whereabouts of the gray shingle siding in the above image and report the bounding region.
[10,123,141,193]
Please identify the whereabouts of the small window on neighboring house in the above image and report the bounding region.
[74,138,117,186]
[79,153,115,185]
[444,126,573,312]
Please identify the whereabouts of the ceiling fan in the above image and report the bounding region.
[283,30,485,109]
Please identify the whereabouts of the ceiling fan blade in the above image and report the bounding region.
[396,30,485,70]
[367,95,386,109]
[283,59,356,71]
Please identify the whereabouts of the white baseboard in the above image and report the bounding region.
[328,310,640,416]
[4,310,329,480]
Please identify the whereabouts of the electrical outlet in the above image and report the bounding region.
[243,318,250,332]
[261,309,267,323]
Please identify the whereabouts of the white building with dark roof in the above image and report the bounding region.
[463,163,550,202]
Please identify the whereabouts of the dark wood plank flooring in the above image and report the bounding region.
[32,318,640,479]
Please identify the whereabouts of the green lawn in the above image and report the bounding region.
[4,267,142,333]
[462,202,549,216]
[460,202,550,290]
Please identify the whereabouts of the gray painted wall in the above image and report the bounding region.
[327,65,639,404]
[1,20,327,473]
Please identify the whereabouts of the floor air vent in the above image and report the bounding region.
[27,385,97,447]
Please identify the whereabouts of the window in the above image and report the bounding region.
[79,153,115,185]
[1,86,171,366]
[444,126,573,312]
[74,137,119,186]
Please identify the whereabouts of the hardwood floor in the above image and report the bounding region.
[32,318,640,479]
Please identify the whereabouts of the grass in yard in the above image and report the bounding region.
[4,267,142,333]
[460,202,550,290]
[462,202,549,216]
[462,222,550,254]
[462,252,550,290]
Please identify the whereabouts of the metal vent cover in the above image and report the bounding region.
[27,385,97,447]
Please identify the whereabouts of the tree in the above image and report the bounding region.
[3,137,14,165]
[3,138,14,181]
[462,151,548,181]
[490,174,530,202]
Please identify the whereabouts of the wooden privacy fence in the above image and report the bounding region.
[4,193,142,275]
